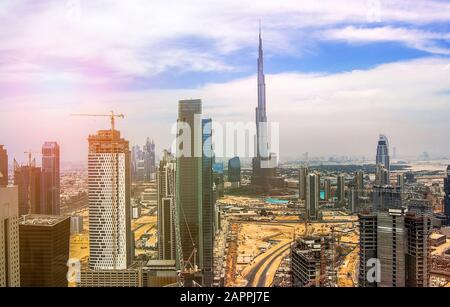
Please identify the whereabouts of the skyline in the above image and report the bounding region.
[1,0,450,162]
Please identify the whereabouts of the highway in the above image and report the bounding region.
[244,241,291,287]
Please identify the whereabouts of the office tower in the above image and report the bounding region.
[19,215,70,287]
[358,212,377,287]
[131,145,144,182]
[376,134,390,183]
[88,129,133,270]
[291,236,332,287]
[336,175,345,206]
[143,138,156,181]
[405,200,432,287]
[41,142,60,215]
[157,150,176,260]
[0,186,20,287]
[397,173,405,191]
[176,99,203,270]
[324,179,331,201]
[202,118,214,287]
[0,145,8,187]
[299,167,308,201]
[306,174,319,220]
[251,28,281,190]
[228,156,241,184]
[13,159,42,216]
[444,165,450,225]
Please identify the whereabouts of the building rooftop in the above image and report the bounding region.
[20,214,69,226]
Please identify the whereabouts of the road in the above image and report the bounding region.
[244,241,291,287]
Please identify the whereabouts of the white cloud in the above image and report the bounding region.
[321,26,450,55]
[1,57,449,161]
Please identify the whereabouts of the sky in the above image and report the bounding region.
[0,0,450,163]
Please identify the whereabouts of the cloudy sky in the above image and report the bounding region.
[1,0,450,162]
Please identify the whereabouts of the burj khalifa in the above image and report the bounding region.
[251,27,283,190]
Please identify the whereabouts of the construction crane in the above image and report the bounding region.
[71,111,124,269]
[23,150,41,215]
[71,111,124,133]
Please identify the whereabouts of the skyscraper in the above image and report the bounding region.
[358,211,377,287]
[143,138,156,181]
[336,175,345,206]
[444,165,450,225]
[251,28,281,190]
[376,134,390,183]
[41,142,60,215]
[202,118,214,286]
[88,129,133,270]
[0,185,20,287]
[396,173,405,191]
[19,214,70,287]
[0,145,8,187]
[157,150,176,261]
[299,167,308,201]
[228,156,241,184]
[306,174,319,220]
[13,159,41,216]
[324,178,331,201]
[176,99,203,270]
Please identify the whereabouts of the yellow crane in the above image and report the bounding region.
[71,111,124,132]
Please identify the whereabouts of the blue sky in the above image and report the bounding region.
[0,0,450,162]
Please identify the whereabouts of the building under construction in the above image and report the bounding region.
[291,236,334,287]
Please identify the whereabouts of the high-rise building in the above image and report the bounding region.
[444,165,450,225]
[299,167,308,201]
[0,145,8,187]
[228,156,241,184]
[143,138,156,181]
[157,150,176,261]
[176,99,203,270]
[251,28,282,190]
[372,185,402,212]
[324,178,331,201]
[306,174,319,220]
[41,142,60,215]
[13,159,41,216]
[213,162,224,200]
[355,171,364,193]
[375,164,389,185]
[358,211,377,287]
[405,200,432,287]
[88,129,133,270]
[202,118,214,287]
[0,186,20,287]
[19,214,70,287]
[376,134,390,183]
[336,175,345,206]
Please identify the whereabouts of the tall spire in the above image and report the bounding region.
[257,23,266,122]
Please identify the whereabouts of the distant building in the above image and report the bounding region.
[19,214,70,287]
[376,134,390,183]
[323,178,331,201]
[306,174,319,220]
[0,145,8,187]
[396,173,405,191]
[299,167,308,201]
[336,175,345,206]
[41,142,60,215]
[132,139,156,182]
[213,162,224,200]
[228,156,241,184]
[0,186,21,287]
[13,159,42,216]
[88,129,133,270]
